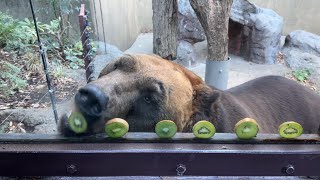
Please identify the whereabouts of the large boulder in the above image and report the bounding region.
[178,0,284,64]
[178,0,205,44]
[229,0,284,64]
[283,30,320,57]
[284,49,320,71]
[282,30,320,92]
[282,30,320,81]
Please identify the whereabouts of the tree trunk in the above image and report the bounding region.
[189,0,233,61]
[190,0,233,90]
[152,0,178,60]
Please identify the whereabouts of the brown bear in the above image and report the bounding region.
[58,54,320,136]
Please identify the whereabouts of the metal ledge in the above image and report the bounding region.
[0,133,319,144]
[0,133,319,176]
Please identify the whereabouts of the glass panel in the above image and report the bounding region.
[0,0,319,144]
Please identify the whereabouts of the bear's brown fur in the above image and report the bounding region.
[59,54,320,135]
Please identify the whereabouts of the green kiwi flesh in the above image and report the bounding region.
[192,120,216,138]
[155,120,177,138]
[105,118,129,138]
[235,118,259,139]
[68,112,88,134]
[278,121,303,138]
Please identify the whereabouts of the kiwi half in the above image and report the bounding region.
[193,120,216,139]
[234,118,259,139]
[155,120,177,138]
[105,118,129,138]
[278,121,303,138]
[68,111,88,134]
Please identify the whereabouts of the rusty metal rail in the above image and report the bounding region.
[79,4,94,83]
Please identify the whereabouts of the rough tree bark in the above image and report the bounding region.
[190,0,233,90]
[189,0,233,61]
[152,0,178,60]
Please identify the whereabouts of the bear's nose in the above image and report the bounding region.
[75,84,109,118]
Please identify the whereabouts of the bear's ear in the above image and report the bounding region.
[172,62,204,88]
[98,65,110,78]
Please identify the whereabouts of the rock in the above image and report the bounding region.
[229,0,284,64]
[283,48,320,93]
[176,40,196,67]
[249,8,284,64]
[178,0,205,44]
[0,108,55,134]
[177,0,283,64]
[283,30,320,57]
[282,31,320,82]
[125,33,153,54]
[92,41,123,79]
[283,49,320,71]
[230,0,257,24]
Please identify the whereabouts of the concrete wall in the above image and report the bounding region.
[90,0,152,51]
[250,0,320,35]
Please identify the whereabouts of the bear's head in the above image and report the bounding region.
[58,54,215,136]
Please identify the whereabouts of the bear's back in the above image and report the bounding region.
[225,76,320,133]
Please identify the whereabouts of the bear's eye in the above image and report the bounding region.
[143,96,152,104]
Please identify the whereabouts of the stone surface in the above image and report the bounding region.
[125,33,153,54]
[177,0,284,64]
[282,31,320,87]
[178,0,205,44]
[282,48,320,90]
[229,0,284,64]
[283,30,320,57]
[176,40,196,67]
[283,49,320,71]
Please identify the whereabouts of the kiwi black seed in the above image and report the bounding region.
[192,120,216,139]
[155,120,177,138]
[105,118,129,138]
[278,121,303,138]
[68,111,88,134]
[234,118,259,139]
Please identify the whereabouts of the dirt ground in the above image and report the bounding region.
[0,49,84,133]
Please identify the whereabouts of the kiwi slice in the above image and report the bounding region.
[155,120,177,138]
[105,118,129,138]
[235,118,259,139]
[278,121,303,138]
[192,120,216,139]
[68,112,88,134]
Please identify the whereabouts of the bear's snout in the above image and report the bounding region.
[75,84,109,119]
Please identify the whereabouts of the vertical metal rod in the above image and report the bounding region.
[93,0,100,41]
[29,0,59,124]
[79,4,94,83]
[99,0,107,53]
